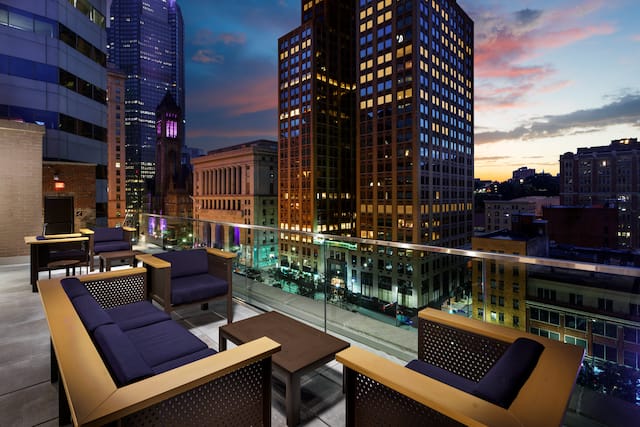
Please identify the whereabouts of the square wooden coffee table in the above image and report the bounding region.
[98,250,140,272]
[219,311,349,426]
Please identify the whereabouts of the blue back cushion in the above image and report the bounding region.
[94,227,124,243]
[93,324,153,386]
[155,249,208,278]
[61,277,90,300]
[472,337,544,408]
[94,241,131,253]
[71,295,114,333]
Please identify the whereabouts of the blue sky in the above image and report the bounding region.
[178,0,640,180]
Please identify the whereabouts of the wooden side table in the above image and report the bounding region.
[99,250,140,272]
[46,259,80,279]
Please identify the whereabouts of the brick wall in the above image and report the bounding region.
[0,120,44,257]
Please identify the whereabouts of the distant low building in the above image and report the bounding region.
[560,138,640,248]
[512,167,535,182]
[485,196,559,232]
[191,140,278,269]
[544,206,618,249]
[471,215,549,331]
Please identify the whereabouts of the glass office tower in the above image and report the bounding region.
[108,0,184,213]
[0,0,109,222]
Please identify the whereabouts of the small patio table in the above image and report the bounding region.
[219,311,350,426]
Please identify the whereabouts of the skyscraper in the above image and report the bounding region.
[0,0,109,224]
[278,0,357,273]
[278,0,473,310]
[356,0,474,308]
[108,0,184,213]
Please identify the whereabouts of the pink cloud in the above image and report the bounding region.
[189,75,277,116]
[632,34,640,42]
[187,127,275,139]
[473,1,615,112]
[192,49,224,64]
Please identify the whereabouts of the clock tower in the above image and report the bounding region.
[153,91,191,217]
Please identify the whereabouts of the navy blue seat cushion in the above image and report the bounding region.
[472,337,544,408]
[155,249,208,278]
[93,324,154,386]
[94,240,131,253]
[61,277,90,299]
[94,228,124,243]
[152,348,217,375]
[125,319,210,367]
[71,295,114,333]
[405,359,477,394]
[106,301,171,331]
[170,274,228,306]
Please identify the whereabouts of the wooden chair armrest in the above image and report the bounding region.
[206,248,234,281]
[138,255,171,310]
[205,247,236,260]
[337,346,521,427]
[88,337,281,425]
[136,254,170,269]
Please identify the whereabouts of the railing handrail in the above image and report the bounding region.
[139,213,640,278]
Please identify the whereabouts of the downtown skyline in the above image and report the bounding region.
[178,0,640,181]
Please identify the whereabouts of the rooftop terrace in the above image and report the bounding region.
[2,245,639,426]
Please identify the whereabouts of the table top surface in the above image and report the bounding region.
[47,259,81,267]
[99,249,139,259]
[220,311,349,373]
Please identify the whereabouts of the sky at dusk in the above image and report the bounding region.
[178,0,640,181]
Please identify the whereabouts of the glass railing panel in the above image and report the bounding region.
[135,213,640,412]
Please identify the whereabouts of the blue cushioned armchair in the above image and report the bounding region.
[139,248,235,322]
[82,226,134,271]
[337,308,585,427]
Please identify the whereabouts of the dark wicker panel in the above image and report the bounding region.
[350,371,464,427]
[85,273,146,309]
[418,318,509,382]
[122,360,268,426]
